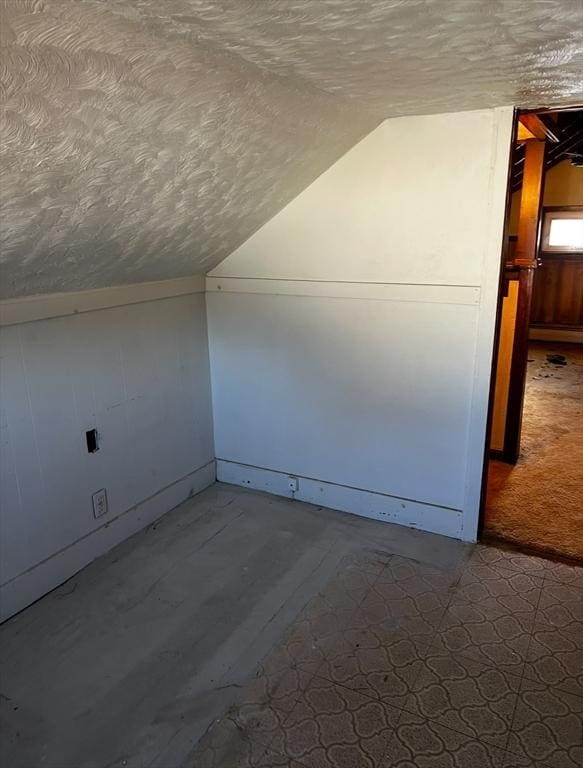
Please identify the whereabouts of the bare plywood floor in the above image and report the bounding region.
[486,341,583,561]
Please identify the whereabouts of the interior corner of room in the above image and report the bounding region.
[3,105,582,619]
[1,107,517,623]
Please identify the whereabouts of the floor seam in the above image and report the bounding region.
[503,563,546,759]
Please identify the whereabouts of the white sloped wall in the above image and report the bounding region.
[207,108,514,541]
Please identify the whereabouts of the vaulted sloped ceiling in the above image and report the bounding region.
[1,1,583,299]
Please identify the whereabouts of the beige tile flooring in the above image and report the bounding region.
[192,545,583,768]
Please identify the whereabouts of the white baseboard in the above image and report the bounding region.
[0,461,215,622]
[216,459,462,540]
[529,327,583,344]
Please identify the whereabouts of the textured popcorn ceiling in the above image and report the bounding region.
[1,1,583,298]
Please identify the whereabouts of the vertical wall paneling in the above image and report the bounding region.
[0,284,214,620]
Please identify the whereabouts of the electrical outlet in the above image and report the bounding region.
[288,476,299,492]
[92,488,108,519]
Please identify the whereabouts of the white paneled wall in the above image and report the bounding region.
[208,287,479,512]
[208,108,514,541]
[0,284,214,619]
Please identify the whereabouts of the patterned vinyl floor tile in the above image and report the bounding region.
[543,562,583,591]
[537,582,583,625]
[279,555,445,685]
[401,651,521,748]
[468,546,549,580]
[313,628,429,710]
[277,594,363,675]
[502,752,556,768]
[525,627,582,700]
[381,710,507,768]
[307,571,446,709]
[357,601,446,640]
[250,649,316,714]
[216,655,317,755]
[191,716,271,768]
[267,621,325,678]
[268,673,400,767]
[190,719,312,768]
[453,566,542,615]
[506,676,583,768]
[191,544,582,768]
[431,600,534,676]
[362,554,460,617]
[522,579,583,698]
[310,600,443,707]
[255,749,307,767]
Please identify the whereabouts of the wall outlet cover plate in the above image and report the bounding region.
[92,488,108,519]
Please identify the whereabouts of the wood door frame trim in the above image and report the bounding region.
[476,108,520,538]
[503,267,537,462]
[503,139,547,462]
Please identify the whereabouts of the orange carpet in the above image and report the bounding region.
[485,341,583,562]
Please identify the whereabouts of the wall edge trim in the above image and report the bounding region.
[206,277,480,305]
[0,275,205,326]
[216,459,463,540]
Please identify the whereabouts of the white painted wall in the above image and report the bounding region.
[211,110,509,286]
[0,279,214,620]
[208,108,514,541]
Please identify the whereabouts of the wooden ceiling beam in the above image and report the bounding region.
[519,114,560,143]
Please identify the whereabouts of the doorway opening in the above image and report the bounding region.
[483,107,583,560]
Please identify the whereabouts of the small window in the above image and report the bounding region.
[541,208,583,253]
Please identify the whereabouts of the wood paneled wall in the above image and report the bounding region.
[531,255,583,328]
